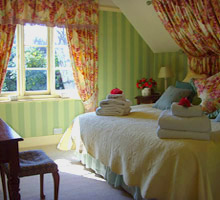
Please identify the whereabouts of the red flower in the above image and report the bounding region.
[110,88,123,94]
[136,77,157,90]
[178,97,191,107]
[141,78,146,83]
[144,82,149,87]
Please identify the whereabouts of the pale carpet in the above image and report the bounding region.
[0,145,132,200]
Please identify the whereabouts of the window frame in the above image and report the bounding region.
[1,24,78,100]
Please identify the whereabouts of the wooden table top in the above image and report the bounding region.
[0,119,23,144]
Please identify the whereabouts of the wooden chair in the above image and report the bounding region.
[0,150,59,200]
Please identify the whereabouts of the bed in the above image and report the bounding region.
[58,103,220,200]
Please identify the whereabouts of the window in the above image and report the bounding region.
[2,24,77,98]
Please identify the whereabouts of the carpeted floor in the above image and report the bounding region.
[0,145,132,200]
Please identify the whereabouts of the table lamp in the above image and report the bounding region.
[158,66,173,90]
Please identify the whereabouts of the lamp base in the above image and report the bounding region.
[164,78,168,91]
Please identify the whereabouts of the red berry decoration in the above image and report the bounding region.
[110,88,123,94]
[178,97,191,107]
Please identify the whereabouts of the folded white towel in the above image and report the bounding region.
[99,99,131,108]
[106,93,126,101]
[156,127,210,141]
[158,110,211,133]
[171,102,203,117]
[96,107,131,116]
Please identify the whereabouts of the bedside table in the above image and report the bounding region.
[135,93,160,105]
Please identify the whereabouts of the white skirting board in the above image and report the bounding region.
[19,134,63,149]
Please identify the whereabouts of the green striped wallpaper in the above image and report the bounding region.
[0,11,188,139]
[154,52,188,92]
[98,11,154,103]
[0,99,84,138]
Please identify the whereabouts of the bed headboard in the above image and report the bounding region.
[183,67,207,82]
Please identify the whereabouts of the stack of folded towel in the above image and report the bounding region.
[157,102,211,140]
[96,93,132,116]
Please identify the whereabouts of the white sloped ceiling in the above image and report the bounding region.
[101,0,180,53]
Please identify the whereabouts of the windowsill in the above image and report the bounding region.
[0,94,81,103]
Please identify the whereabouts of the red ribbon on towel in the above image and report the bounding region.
[110,88,123,94]
[178,97,191,107]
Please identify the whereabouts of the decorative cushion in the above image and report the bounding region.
[191,95,202,105]
[3,150,58,177]
[175,81,195,102]
[194,72,220,113]
[215,113,220,122]
[208,108,220,119]
[183,67,207,82]
[189,78,198,94]
[153,86,192,110]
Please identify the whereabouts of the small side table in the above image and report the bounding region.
[135,93,160,105]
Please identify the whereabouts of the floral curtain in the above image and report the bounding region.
[66,28,98,112]
[0,25,16,92]
[153,0,220,76]
[0,0,98,29]
[0,0,99,111]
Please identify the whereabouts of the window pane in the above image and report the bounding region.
[24,24,47,45]
[8,46,17,68]
[26,70,47,91]
[25,47,47,68]
[2,70,17,92]
[55,70,75,90]
[54,27,67,45]
[55,46,71,68]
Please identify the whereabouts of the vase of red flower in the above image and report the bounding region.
[141,88,151,96]
[136,77,157,96]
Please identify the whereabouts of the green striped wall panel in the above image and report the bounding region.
[153,52,188,92]
[0,11,188,138]
[0,99,84,138]
[98,11,154,104]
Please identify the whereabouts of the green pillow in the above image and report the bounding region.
[191,95,202,105]
[189,79,198,94]
[176,81,194,91]
[175,81,195,102]
[153,86,192,110]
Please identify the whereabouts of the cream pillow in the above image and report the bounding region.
[183,67,207,82]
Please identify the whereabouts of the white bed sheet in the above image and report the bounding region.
[61,104,220,200]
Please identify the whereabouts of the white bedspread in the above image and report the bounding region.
[59,104,220,200]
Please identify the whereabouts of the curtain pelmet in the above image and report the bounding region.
[0,0,98,29]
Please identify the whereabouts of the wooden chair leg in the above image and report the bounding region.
[6,178,12,200]
[52,170,60,200]
[40,174,45,200]
[0,165,7,200]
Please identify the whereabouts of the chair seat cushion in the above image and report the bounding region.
[3,150,58,177]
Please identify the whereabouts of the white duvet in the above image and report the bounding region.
[59,104,220,200]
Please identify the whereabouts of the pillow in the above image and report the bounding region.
[215,113,220,122]
[153,86,192,110]
[208,108,220,119]
[194,72,220,113]
[189,78,198,94]
[183,67,207,82]
[175,81,195,102]
[191,95,202,105]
